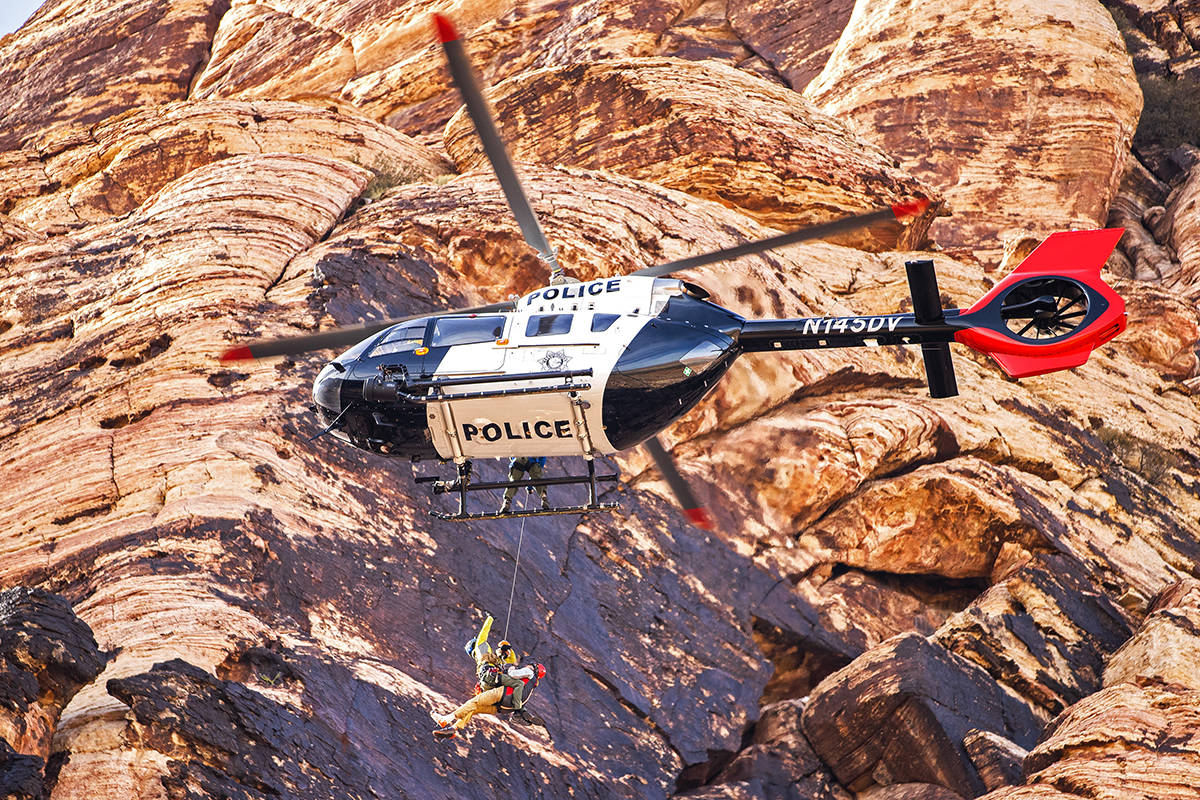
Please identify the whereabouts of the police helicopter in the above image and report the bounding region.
[222,14,1127,528]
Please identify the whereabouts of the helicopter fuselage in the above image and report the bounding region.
[312,275,746,461]
[309,253,1123,465]
[308,268,1080,465]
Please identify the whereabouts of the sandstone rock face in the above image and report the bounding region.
[1164,161,1200,298]
[1106,155,1179,282]
[963,731,1026,793]
[180,0,848,142]
[1109,0,1200,80]
[0,153,883,799]
[977,578,1200,800]
[1102,4,1200,339]
[1103,578,1200,691]
[443,58,938,250]
[678,697,850,798]
[859,785,965,800]
[658,0,778,80]
[0,0,228,150]
[805,0,1142,265]
[0,2,1198,800]
[802,633,1041,797]
[1,100,450,234]
[727,0,856,90]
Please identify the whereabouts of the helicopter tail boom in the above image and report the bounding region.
[736,228,1126,394]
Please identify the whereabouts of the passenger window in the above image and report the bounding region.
[591,313,619,333]
[430,316,506,347]
[370,321,427,357]
[526,314,572,337]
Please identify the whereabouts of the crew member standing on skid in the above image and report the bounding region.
[499,456,549,513]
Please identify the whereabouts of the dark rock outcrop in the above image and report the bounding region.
[109,658,394,800]
[962,731,1026,793]
[0,588,103,799]
[801,633,1042,797]
[678,698,848,799]
[0,739,45,800]
[0,588,104,759]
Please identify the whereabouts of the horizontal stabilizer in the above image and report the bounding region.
[987,348,1091,379]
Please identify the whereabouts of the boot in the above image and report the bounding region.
[539,494,550,511]
[498,499,511,515]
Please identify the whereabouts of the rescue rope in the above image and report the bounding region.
[502,493,527,642]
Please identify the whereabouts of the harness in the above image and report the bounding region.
[477,661,503,689]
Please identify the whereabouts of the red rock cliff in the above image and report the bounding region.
[0,1,1198,799]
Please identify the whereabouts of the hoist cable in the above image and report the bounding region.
[502,492,528,642]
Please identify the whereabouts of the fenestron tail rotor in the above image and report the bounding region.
[434,13,566,284]
[219,301,516,362]
[953,227,1126,379]
[998,278,1089,340]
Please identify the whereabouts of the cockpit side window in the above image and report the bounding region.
[526,313,572,337]
[370,321,428,357]
[430,315,506,347]
[591,313,619,333]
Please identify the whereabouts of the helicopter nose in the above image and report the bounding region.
[312,362,344,412]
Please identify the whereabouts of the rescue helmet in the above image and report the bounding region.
[464,637,477,657]
[498,640,517,664]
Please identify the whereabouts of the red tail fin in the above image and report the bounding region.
[954,228,1126,378]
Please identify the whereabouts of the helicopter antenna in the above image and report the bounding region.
[435,14,567,284]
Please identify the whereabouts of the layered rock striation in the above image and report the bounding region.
[443,57,938,249]
[0,1,1198,800]
[805,0,1142,266]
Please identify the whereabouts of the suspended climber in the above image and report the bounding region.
[432,614,547,739]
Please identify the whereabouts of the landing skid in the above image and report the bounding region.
[431,502,619,521]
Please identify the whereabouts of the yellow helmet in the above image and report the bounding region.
[497,640,518,664]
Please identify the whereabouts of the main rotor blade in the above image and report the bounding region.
[642,436,714,530]
[632,198,930,279]
[434,14,564,281]
[219,301,516,362]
